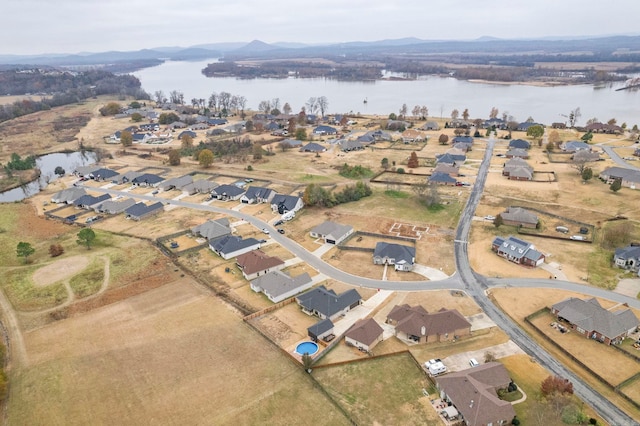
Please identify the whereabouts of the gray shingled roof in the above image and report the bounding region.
[243,186,275,202]
[296,285,361,318]
[212,184,245,197]
[501,207,538,225]
[210,235,260,256]
[492,236,543,262]
[307,318,334,337]
[253,270,312,300]
[373,242,416,265]
[310,221,354,242]
[192,218,231,240]
[552,297,640,341]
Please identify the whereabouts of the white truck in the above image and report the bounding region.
[282,210,296,221]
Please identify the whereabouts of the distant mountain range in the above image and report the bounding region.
[2,35,640,67]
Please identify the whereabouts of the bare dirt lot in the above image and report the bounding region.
[32,255,89,287]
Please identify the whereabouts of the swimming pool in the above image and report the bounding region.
[295,341,319,356]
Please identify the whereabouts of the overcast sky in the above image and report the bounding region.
[4,0,640,55]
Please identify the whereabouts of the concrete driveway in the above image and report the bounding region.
[443,341,525,373]
[412,264,449,280]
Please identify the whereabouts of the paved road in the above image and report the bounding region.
[599,143,640,171]
[454,137,638,426]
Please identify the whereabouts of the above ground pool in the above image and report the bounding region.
[295,341,319,356]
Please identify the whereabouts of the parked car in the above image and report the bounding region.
[484,215,496,221]
[277,229,285,234]
[152,190,159,194]
[262,228,270,234]
[570,235,586,241]
[469,358,479,367]
[274,220,284,226]
[579,227,589,234]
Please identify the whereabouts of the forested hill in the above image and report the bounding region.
[0,69,148,122]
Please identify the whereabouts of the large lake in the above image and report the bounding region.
[133,59,640,126]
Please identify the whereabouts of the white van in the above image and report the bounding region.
[469,358,479,367]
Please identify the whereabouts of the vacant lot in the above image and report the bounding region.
[10,279,348,425]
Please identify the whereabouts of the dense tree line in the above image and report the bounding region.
[0,69,148,123]
[183,137,254,163]
[303,181,372,207]
[202,61,382,81]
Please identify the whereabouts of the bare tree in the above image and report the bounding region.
[412,105,421,119]
[169,90,183,104]
[420,106,428,119]
[219,92,232,114]
[258,100,271,114]
[399,103,408,119]
[569,107,581,128]
[236,96,247,118]
[153,90,166,104]
[490,107,499,119]
[317,96,328,117]
[271,98,281,112]
[451,109,459,120]
[462,108,470,121]
[306,97,318,115]
[283,102,292,115]
[208,92,218,112]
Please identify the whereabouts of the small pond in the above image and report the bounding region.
[0,151,98,203]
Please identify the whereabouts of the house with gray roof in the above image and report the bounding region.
[296,285,362,321]
[131,173,164,187]
[313,125,337,135]
[271,194,304,214]
[192,218,231,241]
[421,121,440,131]
[373,242,416,271]
[572,150,600,163]
[386,304,471,344]
[491,236,545,267]
[508,139,530,150]
[562,140,591,152]
[210,235,261,260]
[339,139,364,152]
[241,186,276,204]
[251,270,313,303]
[211,184,245,201]
[300,142,326,153]
[436,362,516,426]
[433,163,460,177]
[160,175,193,191]
[124,202,164,221]
[51,187,86,204]
[183,179,218,195]
[94,197,136,214]
[551,297,640,345]
[428,171,457,186]
[307,318,334,342]
[435,153,466,167]
[599,167,640,189]
[345,318,384,352]
[502,157,533,181]
[74,165,101,178]
[451,135,474,147]
[614,244,640,274]
[112,171,143,185]
[88,168,119,181]
[500,207,538,228]
[505,148,529,159]
[73,193,111,209]
[310,221,354,245]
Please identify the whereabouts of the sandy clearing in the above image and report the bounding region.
[32,255,90,287]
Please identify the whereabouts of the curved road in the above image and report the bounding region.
[81,146,640,423]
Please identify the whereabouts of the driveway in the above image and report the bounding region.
[412,264,449,280]
[443,341,525,373]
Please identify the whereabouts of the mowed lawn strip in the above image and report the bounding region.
[313,352,439,425]
[11,280,348,425]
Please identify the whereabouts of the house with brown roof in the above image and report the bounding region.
[502,158,533,181]
[433,163,460,177]
[550,297,640,345]
[401,129,425,143]
[436,362,516,426]
[386,304,471,344]
[236,250,285,280]
[344,318,384,352]
[500,207,538,228]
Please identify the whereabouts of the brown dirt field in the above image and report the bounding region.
[19,202,69,239]
[621,380,640,404]
[12,278,348,425]
[251,303,317,347]
[32,255,89,287]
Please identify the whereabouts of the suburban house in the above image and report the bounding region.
[483,118,506,129]
[373,242,416,271]
[124,202,164,221]
[451,135,474,150]
[210,235,262,260]
[211,184,245,201]
[491,236,545,267]
[309,221,354,245]
[313,125,337,135]
[251,270,314,304]
[421,121,440,131]
[550,297,640,345]
[271,194,304,214]
[436,362,516,426]
[183,179,218,195]
[599,167,640,189]
[386,304,471,344]
[436,153,466,167]
[307,318,334,342]
[296,285,362,321]
[508,139,530,150]
[51,187,86,204]
[614,244,640,273]
[73,193,111,210]
[339,139,364,152]
[191,218,232,241]
[344,318,384,352]
[88,168,119,181]
[178,130,196,140]
[552,122,567,129]
[280,139,303,148]
[428,172,457,186]
[499,207,538,228]
[236,250,285,280]
[241,186,277,204]
[131,173,164,187]
[562,140,591,153]
[585,122,623,134]
[517,121,543,132]
[502,158,533,181]
[111,171,143,185]
[505,148,529,159]
[74,165,101,178]
[572,150,600,163]
[401,129,425,143]
[433,163,460,177]
[300,142,326,153]
[94,197,136,214]
[160,175,193,192]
